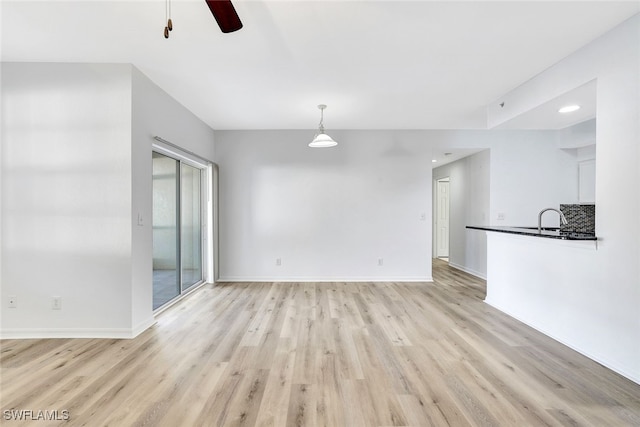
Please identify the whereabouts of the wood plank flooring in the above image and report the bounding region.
[2,260,639,426]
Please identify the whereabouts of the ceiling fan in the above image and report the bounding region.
[164,0,243,38]
[205,0,243,33]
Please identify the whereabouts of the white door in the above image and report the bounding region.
[436,180,450,258]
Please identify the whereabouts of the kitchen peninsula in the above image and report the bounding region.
[466,223,614,380]
[466,225,597,241]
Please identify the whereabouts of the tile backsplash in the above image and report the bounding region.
[560,204,595,234]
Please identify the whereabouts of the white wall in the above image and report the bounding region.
[488,131,579,227]
[130,66,215,332]
[0,63,216,338]
[1,63,135,337]
[485,14,640,383]
[427,129,579,230]
[214,130,433,281]
[557,118,596,149]
[216,128,580,282]
[432,128,583,278]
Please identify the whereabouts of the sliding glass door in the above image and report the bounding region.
[181,164,202,291]
[152,152,205,310]
[152,152,180,309]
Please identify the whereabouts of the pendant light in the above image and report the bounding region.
[309,104,337,148]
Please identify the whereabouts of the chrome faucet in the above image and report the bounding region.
[538,208,568,233]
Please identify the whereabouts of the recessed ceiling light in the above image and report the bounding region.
[432,159,437,163]
[558,105,581,113]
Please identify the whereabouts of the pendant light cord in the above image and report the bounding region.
[318,106,326,133]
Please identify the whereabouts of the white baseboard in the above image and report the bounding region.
[0,318,156,340]
[217,276,433,283]
[484,299,640,386]
[448,262,487,280]
[131,317,157,338]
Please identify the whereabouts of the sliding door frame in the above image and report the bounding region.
[152,141,216,312]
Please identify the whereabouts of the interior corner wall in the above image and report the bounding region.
[0,63,216,339]
[213,130,433,282]
[1,63,135,337]
[130,66,215,333]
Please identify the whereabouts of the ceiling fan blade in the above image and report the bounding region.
[205,0,243,33]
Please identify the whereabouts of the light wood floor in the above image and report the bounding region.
[2,260,639,426]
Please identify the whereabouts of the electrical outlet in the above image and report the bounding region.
[276,258,282,266]
[420,213,427,221]
[497,212,506,221]
[8,295,17,308]
[52,296,62,310]
[378,258,384,266]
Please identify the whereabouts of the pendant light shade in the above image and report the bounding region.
[309,132,337,148]
[309,104,337,148]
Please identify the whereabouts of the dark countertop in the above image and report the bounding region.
[466,225,598,241]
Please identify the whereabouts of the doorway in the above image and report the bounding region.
[435,178,450,261]
[152,151,206,310]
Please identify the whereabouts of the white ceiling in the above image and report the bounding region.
[2,1,638,130]
[495,79,597,130]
